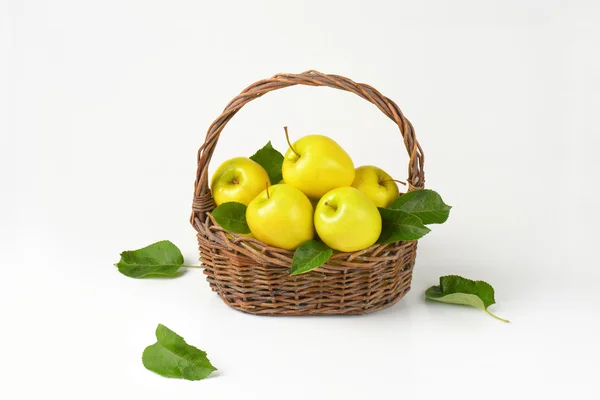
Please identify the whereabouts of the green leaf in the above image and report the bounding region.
[440,275,496,308]
[116,240,184,278]
[377,208,431,244]
[142,324,217,381]
[389,189,452,224]
[425,289,487,309]
[250,141,284,184]
[290,240,333,275]
[425,275,509,322]
[211,202,251,234]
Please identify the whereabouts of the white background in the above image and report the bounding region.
[2,0,600,398]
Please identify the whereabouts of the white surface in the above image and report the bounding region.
[2,0,600,398]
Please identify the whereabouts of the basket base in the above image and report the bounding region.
[209,280,412,316]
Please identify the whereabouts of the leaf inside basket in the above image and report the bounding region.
[388,189,451,224]
[377,208,430,244]
[250,141,284,184]
[210,202,251,234]
[290,240,333,275]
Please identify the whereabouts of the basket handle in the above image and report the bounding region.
[191,70,424,224]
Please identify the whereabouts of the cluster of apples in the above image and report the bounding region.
[210,129,403,253]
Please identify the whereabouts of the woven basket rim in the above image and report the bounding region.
[194,214,417,273]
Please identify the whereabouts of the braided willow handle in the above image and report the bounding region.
[192,70,424,223]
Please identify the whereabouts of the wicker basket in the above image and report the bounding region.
[191,70,424,316]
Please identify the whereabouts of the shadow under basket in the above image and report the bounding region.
[191,70,425,316]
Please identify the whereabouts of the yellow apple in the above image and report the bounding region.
[314,187,382,252]
[210,157,270,206]
[282,134,355,199]
[351,165,400,207]
[246,184,315,250]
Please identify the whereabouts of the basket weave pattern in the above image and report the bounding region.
[191,70,424,316]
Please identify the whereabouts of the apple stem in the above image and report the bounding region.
[379,179,407,186]
[284,126,300,157]
[266,182,270,199]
